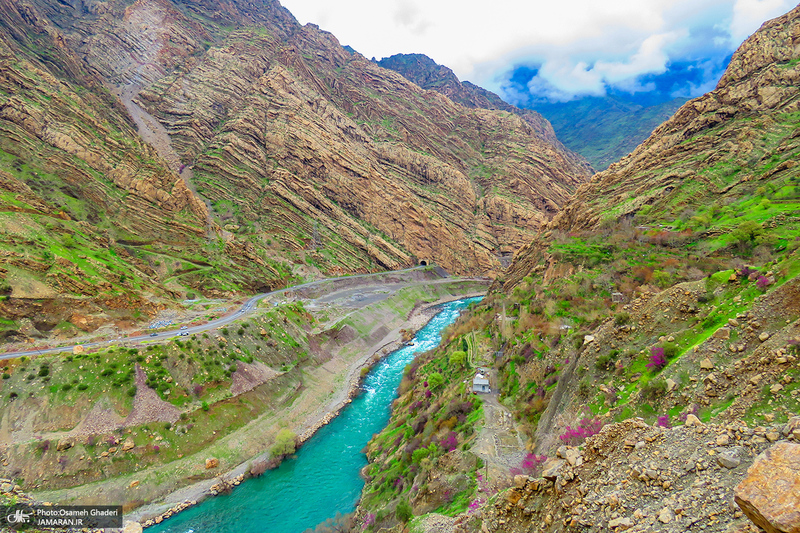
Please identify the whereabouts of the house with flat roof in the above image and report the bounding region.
[472,372,490,393]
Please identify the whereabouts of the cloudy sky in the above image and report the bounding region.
[279,0,797,106]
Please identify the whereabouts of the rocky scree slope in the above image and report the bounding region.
[351,6,800,533]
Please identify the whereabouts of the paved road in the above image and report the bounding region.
[0,267,430,361]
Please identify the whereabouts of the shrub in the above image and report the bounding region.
[614,312,630,326]
[271,429,297,458]
[558,415,604,445]
[395,500,413,523]
[249,460,268,477]
[595,352,617,371]
[411,447,430,464]
[441,431,458,452]
[520,453,547,475]
[201,401,209,412]
[449,351,467,367]
[646,346,667,372]
[427,372,444,391]
[640,379,666,401]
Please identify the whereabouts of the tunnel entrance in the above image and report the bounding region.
[419,260,428,266]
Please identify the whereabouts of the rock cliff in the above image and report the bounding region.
[0,0,591,340]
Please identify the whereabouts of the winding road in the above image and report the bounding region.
[0,267,435,361]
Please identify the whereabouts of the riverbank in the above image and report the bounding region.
[120,289,486,528]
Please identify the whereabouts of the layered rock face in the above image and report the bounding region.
[0,0,591,337]
[21,0,589,275]
[376,53,584,151]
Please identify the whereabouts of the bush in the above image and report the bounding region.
[427,372,444,391]
[640,379,666,401]
[595,352,617,371]
[449,351,467,368]
[271,429,297,458]
[559,415,604,445]
[201,401,209,412]
[614,312,630,326]
[646,346,667,372]
[249,459,268,477]
[395,500,413,523]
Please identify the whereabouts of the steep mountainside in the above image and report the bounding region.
[353,6,800,532]
[376,53,582,150]
[0,0,591,343]
[532,96,688,170]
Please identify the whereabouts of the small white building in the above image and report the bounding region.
[472,372,490,394]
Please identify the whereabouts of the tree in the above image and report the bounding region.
[731,220,763,246]
[427,372,444,391]
[448,351,466,368]
[271,428,297,458]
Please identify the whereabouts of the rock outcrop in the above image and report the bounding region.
[735,442,800,533]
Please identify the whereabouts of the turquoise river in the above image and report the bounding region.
[148,296,482,533]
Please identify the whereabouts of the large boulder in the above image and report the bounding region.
[735,442,800,533]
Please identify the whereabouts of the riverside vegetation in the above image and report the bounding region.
[0,0,799,532]
[349,6,800,533]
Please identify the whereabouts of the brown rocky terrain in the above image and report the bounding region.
[477,418,800,533]
[0,0,591,342]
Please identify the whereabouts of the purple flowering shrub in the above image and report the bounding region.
[646,346,667,372]
[559,415,604,445]
[441,431,458,452]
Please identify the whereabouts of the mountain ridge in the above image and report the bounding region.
[0,0,590,343]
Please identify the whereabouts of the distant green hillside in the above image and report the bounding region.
[532,96,688,170]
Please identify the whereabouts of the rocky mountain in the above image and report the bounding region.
[0,0,591,342]
[531,96,688,170]
[505,3,800,288]
[353,5,800,532]
[376,53,581,150]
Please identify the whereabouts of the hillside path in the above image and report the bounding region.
[471,370,526,487]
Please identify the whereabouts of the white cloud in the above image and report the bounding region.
[278,0,794,99]
[730,0,796,43]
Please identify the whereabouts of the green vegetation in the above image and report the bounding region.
[271,429,297,458]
